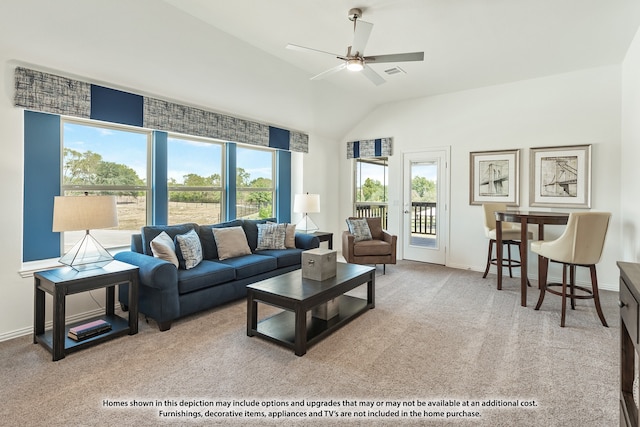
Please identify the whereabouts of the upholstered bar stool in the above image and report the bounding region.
[530,212,611,327]
[482,203,533,283]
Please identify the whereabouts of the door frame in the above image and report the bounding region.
[402,147,451,265]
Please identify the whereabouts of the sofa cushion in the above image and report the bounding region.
[176,260,236,294]
[141,223,198,256]
[353,239,392,256]
[199,220,243,260]
[212,226,252,260]
[257,248,302,268]
[217,254,277,279]
[346,218,372,242]
[256,223,287,250]
[175,229,203,269]
[150,231,179,268]
[242,218,276,251]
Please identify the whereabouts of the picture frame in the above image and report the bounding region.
[529,144,591,208]
[469,149,520,206]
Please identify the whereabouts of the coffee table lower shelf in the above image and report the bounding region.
[252,295,369,355]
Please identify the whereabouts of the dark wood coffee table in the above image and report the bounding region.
[247,263,375,356]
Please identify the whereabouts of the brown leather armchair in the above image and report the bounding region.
[342,217,397,274]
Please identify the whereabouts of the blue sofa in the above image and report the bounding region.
[114,219,319,331]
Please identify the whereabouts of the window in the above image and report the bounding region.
[62,119,150,251]
[354,157,388,227]
[236,146,275,219]
[167,135,225,225]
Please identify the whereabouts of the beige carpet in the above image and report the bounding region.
[0,261,620,426]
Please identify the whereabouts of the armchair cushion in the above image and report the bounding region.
[353,239,392,257]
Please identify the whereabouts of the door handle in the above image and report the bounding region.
[404,210,409,214]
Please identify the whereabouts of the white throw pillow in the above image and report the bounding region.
[150,231,179,268]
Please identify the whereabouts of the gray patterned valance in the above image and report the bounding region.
[14,67,308,153]
[14,67,91,118]
[347,137,392,158]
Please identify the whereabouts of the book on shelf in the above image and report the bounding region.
[68,319,112,341]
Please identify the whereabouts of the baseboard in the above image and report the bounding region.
[0,307,109,343]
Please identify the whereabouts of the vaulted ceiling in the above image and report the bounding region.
[2,1,640,139]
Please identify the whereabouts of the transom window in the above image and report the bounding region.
[62,119,151,251]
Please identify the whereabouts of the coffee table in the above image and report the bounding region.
[247,263,375,356]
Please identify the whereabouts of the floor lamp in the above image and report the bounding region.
[52,195,119,270]
[294,193,320,233]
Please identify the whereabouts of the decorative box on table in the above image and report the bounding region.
[302,248,337,281]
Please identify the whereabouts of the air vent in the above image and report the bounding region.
[384,66,406,75]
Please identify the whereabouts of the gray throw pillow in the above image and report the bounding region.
[212,226,252,260]
[256,223,287,250]
[346,218,372,242]
[174,229,203,269]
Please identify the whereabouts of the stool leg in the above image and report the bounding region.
[569,265,576,310]
[507,243,513,278]
[590,265,608,327]
[535,256,549,310]
[560,264,568,327]
[482,240,493,279]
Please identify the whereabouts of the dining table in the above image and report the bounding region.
[495,210,570,307]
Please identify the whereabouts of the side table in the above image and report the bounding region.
[311,231,333,250]
[33,260,139,361]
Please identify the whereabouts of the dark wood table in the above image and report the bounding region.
[34,260,139,361]
[495,210,569,307]
[247,263,375,356]
[311,231,333,250]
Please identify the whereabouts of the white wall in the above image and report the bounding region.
[340,66,623,291]
[621,25,640,262]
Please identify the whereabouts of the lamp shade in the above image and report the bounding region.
[52,195,118,232]
[293,193,320,213]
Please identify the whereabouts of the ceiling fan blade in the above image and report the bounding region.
[364,52,425,64]
[351,20,373,56]
[361,65,386,86]
[286,43,342,58]
[310,63,347,81]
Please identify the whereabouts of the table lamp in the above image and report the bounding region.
[293,193,320,233]
[52,194,118,270]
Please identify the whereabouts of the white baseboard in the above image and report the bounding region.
[0,307,110,343]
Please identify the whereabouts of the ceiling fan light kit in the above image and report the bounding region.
[287,7,424,85]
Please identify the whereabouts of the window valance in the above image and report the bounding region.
[14,67,308,153]
[346,138,392,158]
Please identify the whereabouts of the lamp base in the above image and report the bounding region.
[295,214,318,233]
[59,232,114,271]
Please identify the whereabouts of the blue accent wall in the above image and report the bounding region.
[153,131,169,224]
[23,111,61,261]
[90,85,144,127]
[276,150,292,223]
[269,126,290,150]
[226,143,237,219]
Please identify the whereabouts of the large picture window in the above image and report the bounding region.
[167,135,225,225]
[62,119,150,251]
[236,146,275,219]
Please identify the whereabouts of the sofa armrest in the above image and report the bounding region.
[114,251,178,291]
[295,232,320,250]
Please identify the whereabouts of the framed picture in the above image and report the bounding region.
[469,149,520,206]
[529,144,591,208]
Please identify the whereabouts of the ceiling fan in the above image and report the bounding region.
[286,8,424,86]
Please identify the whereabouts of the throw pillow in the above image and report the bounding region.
[212,226,252,260]
[174,229,203,269]
[268,221,296,248]
[346,218,372,242]
[150,231,179,268]
[256,223,287,250]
